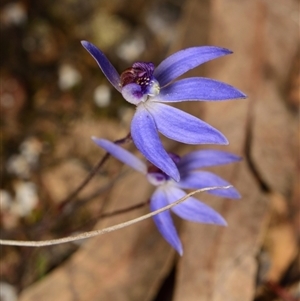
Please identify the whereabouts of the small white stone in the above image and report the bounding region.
[116,36,145,62]
[20,137,42,167]
[146,13,166,33]
[93,84,111,108]
[6,154,31,179]
[145,9,177,43]
[0,282,18,301]
[0,3,27,27]
[12,181,38,217]
[0,190,13,211]
[58,64,82,90]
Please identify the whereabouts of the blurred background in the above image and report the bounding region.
[0,0,299,300]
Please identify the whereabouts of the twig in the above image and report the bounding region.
[99,199,149,219]
[59,133,131,209]
[58,153,110,208]
[0,185,232,247]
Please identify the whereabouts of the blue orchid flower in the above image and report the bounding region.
[82,41,246,181]
[92,137,241,255]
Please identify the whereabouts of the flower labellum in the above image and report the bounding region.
[120,62,160,104]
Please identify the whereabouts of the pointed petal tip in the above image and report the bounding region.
[172,170,181,182]
[233,90,248,100]
[81,40,90,49]
[235,155,243,161]
[235,90,247,99]
[170,239,183,256]
[220,219,228,226]
[241,92,248,99]
[214,214,227,226]
[216,131,229,145]
[222,48,233,55]
[232,190,242,199]
[219,135,229,145]
[91,136,100,144]
[156,163,180,182]
[91,137,110,149]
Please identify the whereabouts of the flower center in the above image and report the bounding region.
[120,62,160,104]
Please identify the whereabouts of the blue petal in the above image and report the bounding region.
[178,150,241,173]
[154,77,247,102]
[91,137,147,174]
[147,102,228,145]
[178,171,241,199]
[150,188,183,255]
[81,41,121,92]
[154,46,232,87]
[165,187,227,225]
[131,105,180,181]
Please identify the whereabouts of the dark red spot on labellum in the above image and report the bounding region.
[120,62,155,88]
